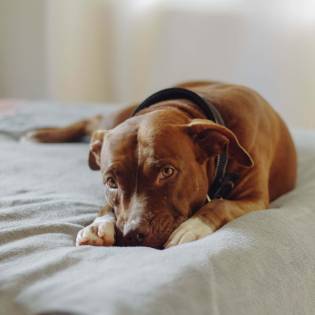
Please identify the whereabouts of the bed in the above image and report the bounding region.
[1,100,314,315]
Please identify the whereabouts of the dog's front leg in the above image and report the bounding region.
[76,205,116,247]
[164,198,267,248]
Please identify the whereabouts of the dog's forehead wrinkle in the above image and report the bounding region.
[138,109,189,138]
[139,131,192,164]
[138,126,186,160]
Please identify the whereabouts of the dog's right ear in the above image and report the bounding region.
[88,130,107,170]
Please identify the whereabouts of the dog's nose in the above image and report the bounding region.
[116,230,145,246]
[124,230,146,246]
[115,226,146,246]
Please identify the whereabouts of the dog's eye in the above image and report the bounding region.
[160,165,176,179]
[106,177,118,189]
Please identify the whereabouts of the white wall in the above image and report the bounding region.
[110,0,315,128]
[0,0,47,99]
[145,2,315,129]
[45,0,112,102]
[0,0,314,128]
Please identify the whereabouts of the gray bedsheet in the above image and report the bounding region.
[0,101,314,315]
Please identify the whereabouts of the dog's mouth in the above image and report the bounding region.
[114,224,173,249]
[113,213,187,249]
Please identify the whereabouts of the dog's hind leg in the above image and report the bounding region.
[22,105,137,143]
[23,116,100,143]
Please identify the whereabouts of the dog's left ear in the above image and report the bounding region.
[88,130,107,170]
[186,119,254,168]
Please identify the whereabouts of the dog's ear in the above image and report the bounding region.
[186,119,254,168]
[88,130,107,170]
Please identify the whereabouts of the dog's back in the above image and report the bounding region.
[179,81,297,201]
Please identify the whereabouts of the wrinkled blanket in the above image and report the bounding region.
[0,101,314,315]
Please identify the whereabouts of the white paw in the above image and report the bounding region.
[20,131,40,143]
[164,217,214,248]
[76,214,115,247]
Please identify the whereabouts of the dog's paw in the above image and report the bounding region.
[76,215,115,247]
[21,128,69,143]
[164,217,214,248]
[21,129,56,143]
[20,130,42,143]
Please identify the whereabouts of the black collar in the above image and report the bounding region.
[132,87,238,199]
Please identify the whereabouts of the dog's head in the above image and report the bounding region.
[88,107,253,248]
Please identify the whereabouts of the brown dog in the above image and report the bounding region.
[26,81,297,249]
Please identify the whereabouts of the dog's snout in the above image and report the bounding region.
[115,225,147,246]
[116,230,146,246]
[136,232,145,242]
[125,230,146,246]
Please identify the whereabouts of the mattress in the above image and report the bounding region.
[0,100,314,315]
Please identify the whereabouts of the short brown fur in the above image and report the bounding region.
[27,81,297,248]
